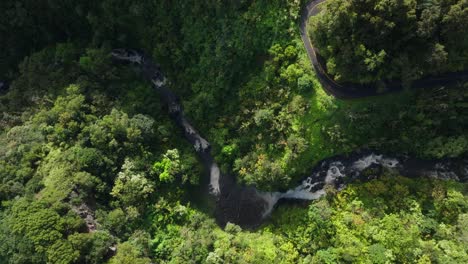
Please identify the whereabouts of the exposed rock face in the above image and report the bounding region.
[69,192,118,258]
[72,203,98,232]
[111,49,468,229]
[69,191,98,233]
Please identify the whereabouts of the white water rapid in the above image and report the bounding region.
[112,48,467,228]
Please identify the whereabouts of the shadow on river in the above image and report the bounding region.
[112,49,468,229]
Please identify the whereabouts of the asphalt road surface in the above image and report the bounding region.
[300,0,468,99]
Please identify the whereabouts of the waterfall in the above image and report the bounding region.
[112,48,467,228]
[257,152,467,220]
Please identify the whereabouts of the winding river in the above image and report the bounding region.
[111,49,467,228]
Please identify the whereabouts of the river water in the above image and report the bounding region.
[112,49,468,228]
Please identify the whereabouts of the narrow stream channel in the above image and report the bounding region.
[112,49,468,228]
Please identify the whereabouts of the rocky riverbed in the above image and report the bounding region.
[112,49,468,228]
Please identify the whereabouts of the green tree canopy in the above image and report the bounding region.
[309,0,468,83]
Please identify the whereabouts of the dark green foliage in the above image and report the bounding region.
[320,84,468,158]
[1,0,467,263]
[0,0,95,80]
[309,0,468,83]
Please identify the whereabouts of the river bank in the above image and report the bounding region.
[112,49,467,228]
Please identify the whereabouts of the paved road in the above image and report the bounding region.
[300,0,468,99]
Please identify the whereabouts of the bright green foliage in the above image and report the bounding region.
[153,149,181,183]
[0,0,467,263]
[145,176,467,263]
[111,159,154,207]
[47,240,80,264]
[268,175,468,263]
[269,199,334,254]
[0,83,168,263]
[207,223,299,264]
[84,109,155,158]
[0,123,45,200]
[0,198,83,263]
[309,0,468,83]
[226,44,311,190]
[153,149,200,184]
[10,200,67,254]
[150,212,300,264]
[156,216,215,263]
[108,242,151,264]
